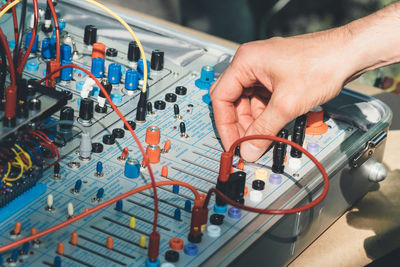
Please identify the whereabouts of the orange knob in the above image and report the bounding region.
[13,222,21,235]
[161,166,168,177]
[106,236,113,249]
[57,242,65,255]
[70,232,78,245]
[306,106,328,135]
[244,186,248,196]
[169,238,184,250]
[146,145,161,163]
[91,42,106,59]
[145,126,160,145]
[237,158,244,170]
[163,140,171,153]
[31,227,37,236]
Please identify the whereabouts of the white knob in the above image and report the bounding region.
[67,202,74,217]
[47,194,54,209]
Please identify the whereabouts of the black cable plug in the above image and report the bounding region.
[135,91,147,123]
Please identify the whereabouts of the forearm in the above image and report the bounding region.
[345,2,400,79]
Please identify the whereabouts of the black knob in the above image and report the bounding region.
[112,128,125,139]
[29,98,41,110]
[154,100,166,110]
[165,93,177,103]
[252,180,265,190]
[103,134,115,145]
[209,214,224,225]
[146,102,153,114]
[179,122,186,135]
[123,120,136,131]
[127,41,140,62]
[83,25,97,45]
[165,250,179,263]
[175,86,187,96]
[106,48,118,57]
[95,104,107,113]
[173,104,179,116]
[150,50,164,71]
[290,115,307,158]
[99,79,112,98]
[60,106,74,130]
[272,128,288,174]
[92,142,104,153]
[79,98,94,121]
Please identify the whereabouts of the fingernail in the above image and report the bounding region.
[241,142,263,162]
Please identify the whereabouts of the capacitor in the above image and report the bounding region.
[146,102,154,115]
[108,63,122,84]
[127,41,140,62]
[10,249,18,262]
[180,122,187,137]
[150,50,164,71]
[272,129,288,174]
[184,200,192,212]
[172,185,179,194]
[74,179,82,193]
[60,60,73,81]
[124,157,140,178]
[83,25,97,45]
[174,208,181,221]
[91,57,105,78]
[95,161,103,177]
[11,222,21,235]
[67,202,74,218]
[41,37,53,59]
[161,140,171,153]
[106,236,113,249]
[79,98,94,122]
[61,44,71,61]
[116,200,123,211]
[96,188,104,200]
[54,256,62,267]
[173,104,181,119]
[125,69,139,90]
[72,41,80,60]
[22,243,30,255]
[118,147,129,161]
[290,115,307,158]
[70,232,78,245]
[53,163,60,179]
[25,32,38,53]
[46,194,55,211]
[59,106,74,131]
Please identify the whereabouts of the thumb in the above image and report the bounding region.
[240,93,292,162]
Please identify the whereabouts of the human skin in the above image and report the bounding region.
[210,2,400,162]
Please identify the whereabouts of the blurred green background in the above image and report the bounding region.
[112,0,399,86]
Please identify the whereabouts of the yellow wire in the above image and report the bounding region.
[84,0,148,93]
[14,144,32,169]
[5,154,24,182]
[0,0,23,19]
[2,162,12,182]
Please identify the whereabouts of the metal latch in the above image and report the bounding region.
[352,131,387,168]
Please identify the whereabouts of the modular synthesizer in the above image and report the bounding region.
[0,0,392,266]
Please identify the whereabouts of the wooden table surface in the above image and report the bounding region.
[100,2,400,265]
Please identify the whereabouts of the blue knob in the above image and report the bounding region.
[61,44,71,61]
[96,188,104,199]
[108,63,122,84]
[91,57,105,78]
[22,242,30,254]
[74,179,82,192]
[137,59,150,79]
[26,61,39,72]
[58,20,66,34]
[124,158,140,179]
[96,161,103,174]
[110,94,123,105]
[24,32,38,53]
[54,256,62,267]
[60,60,73,81]
[41,38,53,59]
[174,208,181,221]
[184,200,192,212]
[11,249,18,262]
[195,65,215,90]
[172,185,179,194]
[116,200,123,211]
[124,69,139,90]
[145,258,160,267]
[228,207,242,219]
[184,244,198,256]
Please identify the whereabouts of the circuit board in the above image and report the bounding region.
[0,1,392,267]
